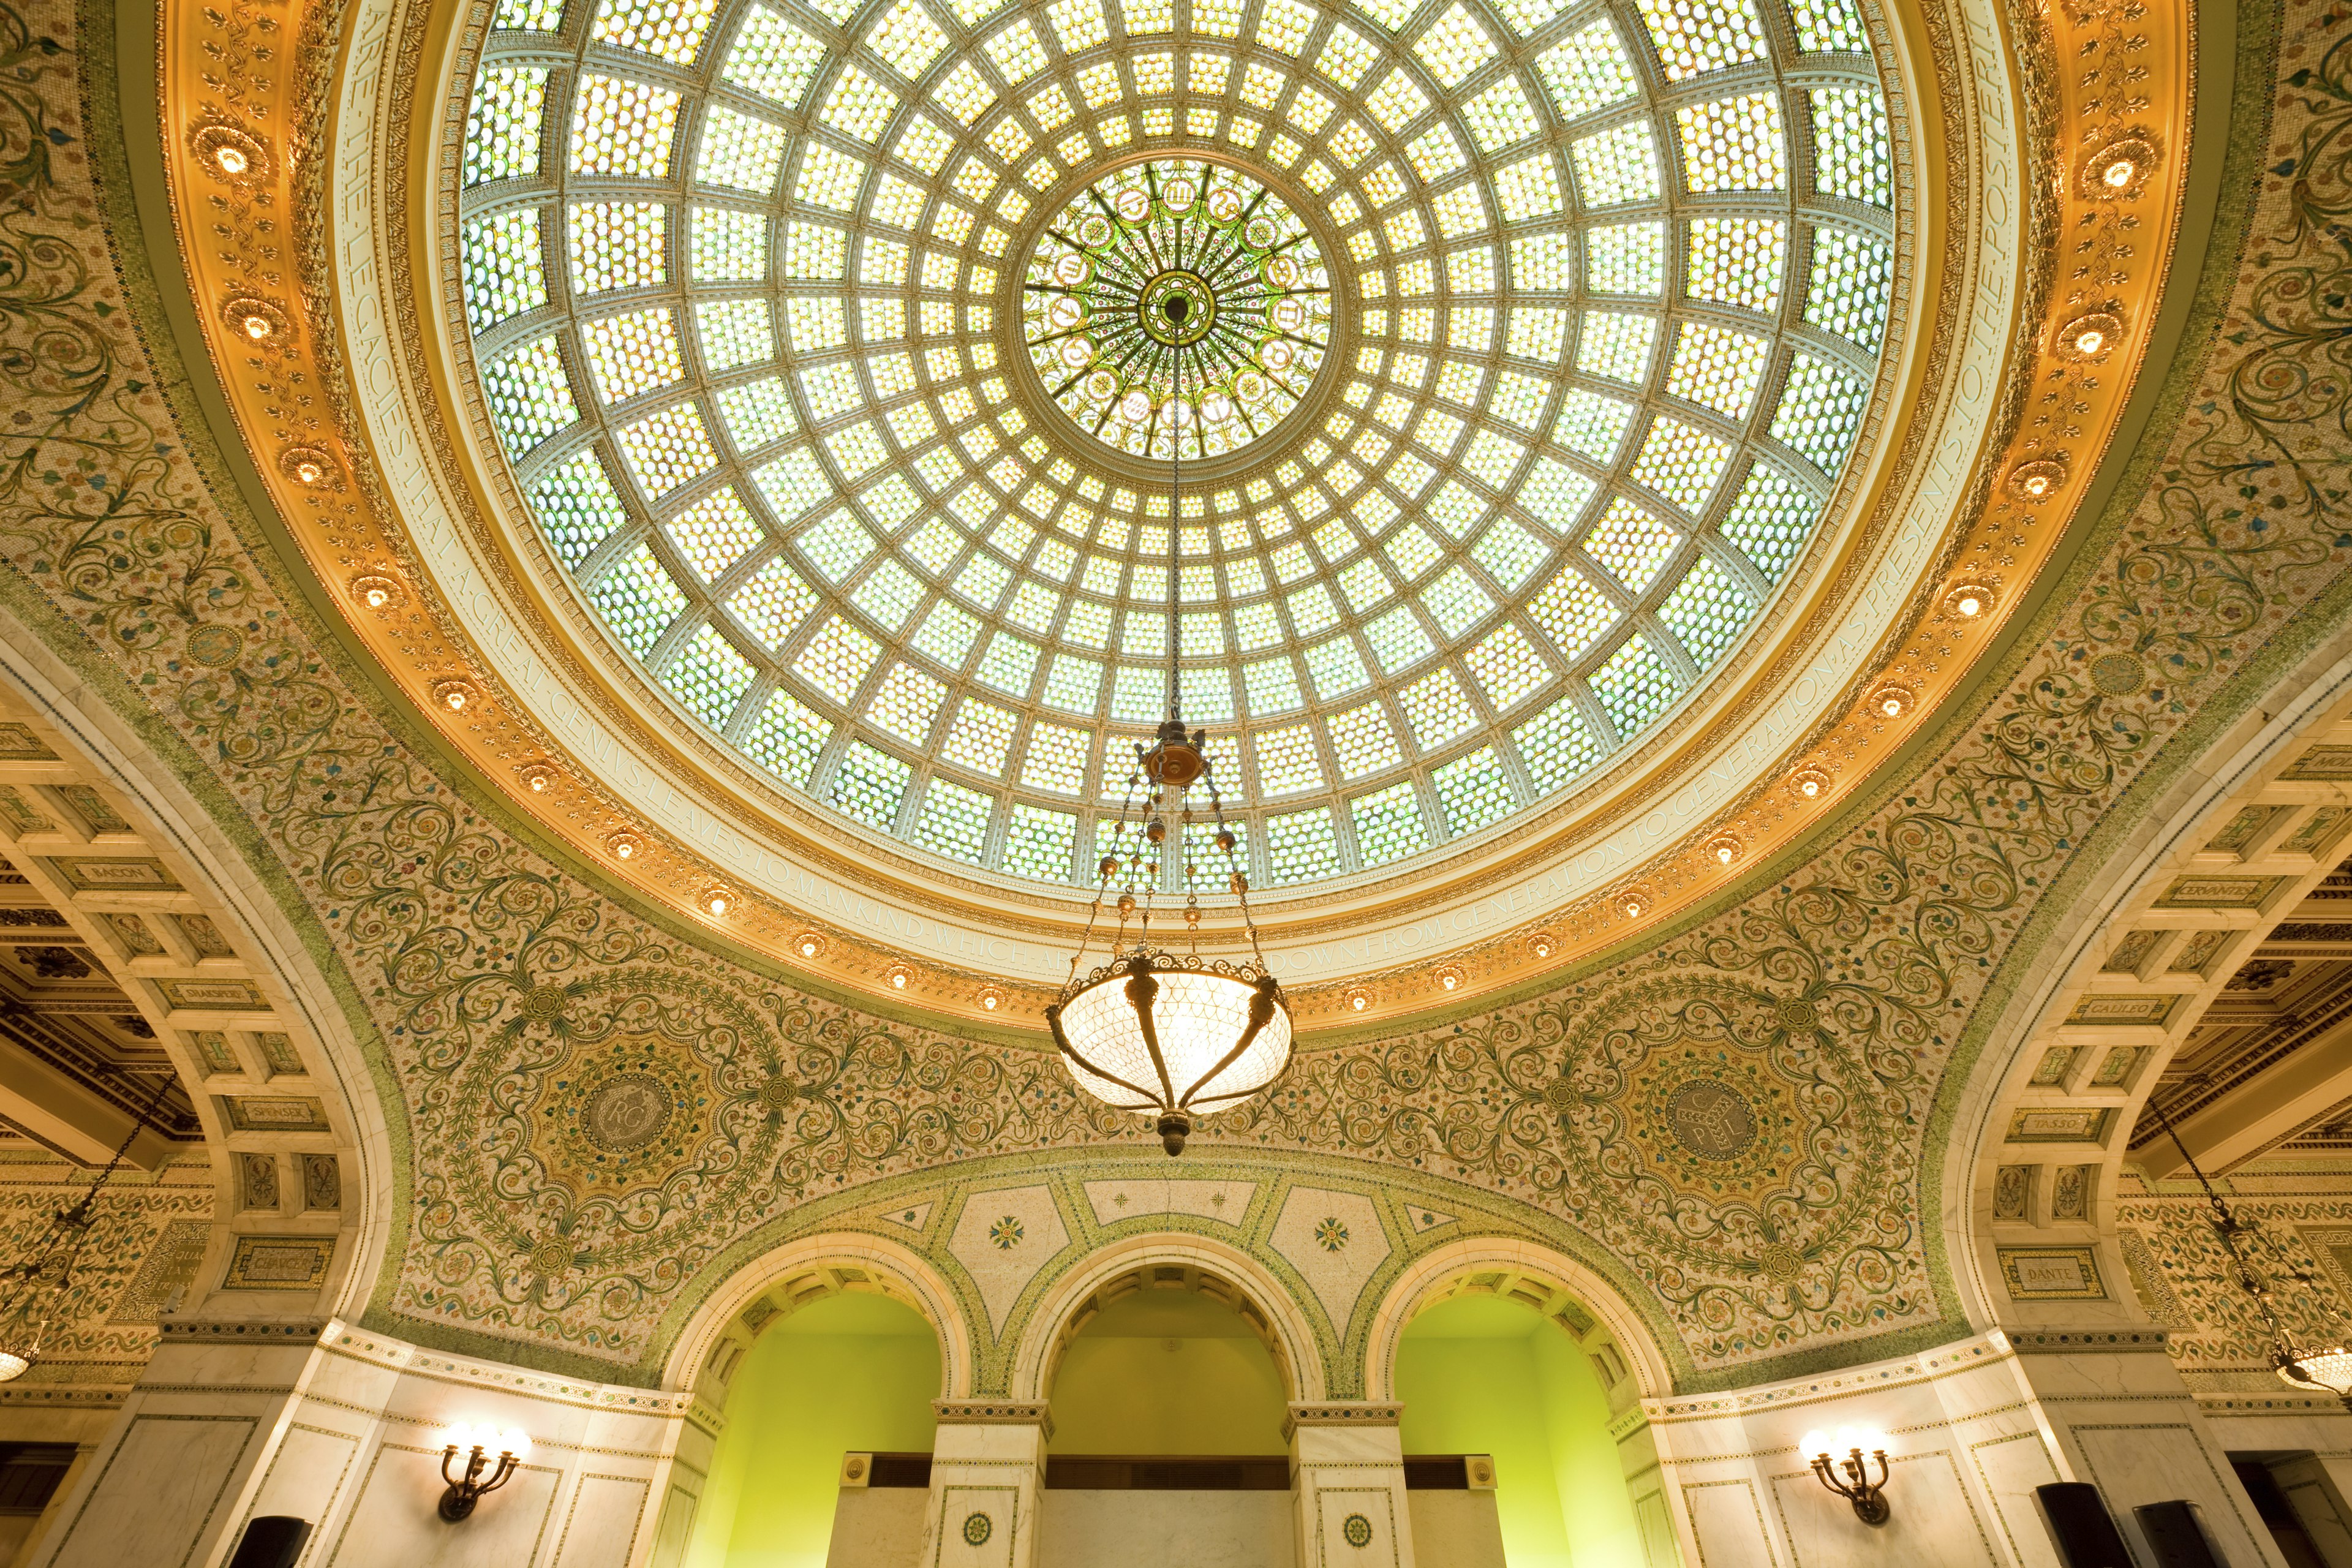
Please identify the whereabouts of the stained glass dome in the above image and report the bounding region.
[455,0,1896,894]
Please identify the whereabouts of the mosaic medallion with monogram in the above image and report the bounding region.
[420,968,822,1344]
[1539,976,1911,1329]
[530,1038,709,1194]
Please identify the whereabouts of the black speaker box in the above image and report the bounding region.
[2132,1500,2228,1567]
[226,1515,312,1568]
[2036,1482,2134,1567]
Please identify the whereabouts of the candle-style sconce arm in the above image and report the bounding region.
[438,1434,526,1521]
[1808,1444,1892,1525]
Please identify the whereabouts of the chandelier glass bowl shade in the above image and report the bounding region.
[2277,1347,2352,1400]
[453,0,1899,895]
[1050,953,1292,1152]
[1024,160,1330,458]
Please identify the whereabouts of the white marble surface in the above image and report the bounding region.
[1268,1191,1390,1340]
[948,1188,1071,1336]
[1634,1330,2314,1568]
[1040,1490,1296,1568]
[1403,1491,1503,1568]
[1080,1179,1257,1229]
[826,1488,928,1568]
[23,1321,696,1568]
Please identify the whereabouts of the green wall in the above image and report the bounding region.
[684,1293,942,1568]
[1397,1297,1646,1568]
[1047,1289,1292,1455]
[685,1289,1643,1568]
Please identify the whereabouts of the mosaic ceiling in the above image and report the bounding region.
[454,0,1896,891]
[26,0,2307,1401]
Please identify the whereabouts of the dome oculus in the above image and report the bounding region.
[453,0,1898,896]
[1023,159,1330,458]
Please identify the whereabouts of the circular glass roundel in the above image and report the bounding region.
[1023,160,1331,459]
[452,0,1899,898]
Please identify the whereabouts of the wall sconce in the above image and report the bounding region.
[438,1423,530,1521]
[1800,1428,1891,1525]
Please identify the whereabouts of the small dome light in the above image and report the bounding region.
[980,986,1004,1011]
[886,965,912,989]
[1528,933,1555,959]
[2073,328,2105,355]
[706,892,730,916]
[215,145,248,175]
[1945,581,1996,622]
[2102,157,2136,187]
[242,314,272,340]
[2022,475,2049,496]
[608,831,643,861]
[1346,988,1370,1011]
[364,585,387,608]
[293,460,323,484]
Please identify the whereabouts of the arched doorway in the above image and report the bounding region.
[1046,1266,1292,1458]
[684,1291,942,1567]
[1394,1296,1649,1568]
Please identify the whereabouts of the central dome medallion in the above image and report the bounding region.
[1023,160,1330,458]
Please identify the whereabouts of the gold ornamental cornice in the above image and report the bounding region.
[156,0,2190,1027]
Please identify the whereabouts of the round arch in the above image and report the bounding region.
[1007,1232,1326,1404]
[663,1232,976,1404]
[1938,625,2352,1330]
[0,608,393,1330]
[1362,1240,1673,1404]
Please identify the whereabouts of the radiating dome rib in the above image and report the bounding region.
[454,0,1897,897]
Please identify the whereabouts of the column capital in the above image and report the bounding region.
[1283,1400,1402,1438]
[935,1398,1055,1438]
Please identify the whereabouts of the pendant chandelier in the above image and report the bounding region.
[2151,1101,2352,1404]
[0,1074,168,1382]
[1047,308,1294,1156]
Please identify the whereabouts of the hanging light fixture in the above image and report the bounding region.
[0,1074,169,1382]
[1047,311,1294,1156]
[2150,1100,2352,1406]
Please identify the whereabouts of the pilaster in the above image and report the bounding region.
[1286,1402,1415,1568]
[919,1400,1052,1568]
[25,1319,328,1568]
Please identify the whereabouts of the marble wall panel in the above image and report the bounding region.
[47,1412,255,1568]
[318,1445,562,1566]
[1039,1491,1300,1568]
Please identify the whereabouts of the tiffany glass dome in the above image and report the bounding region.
[454,0,1895,894]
